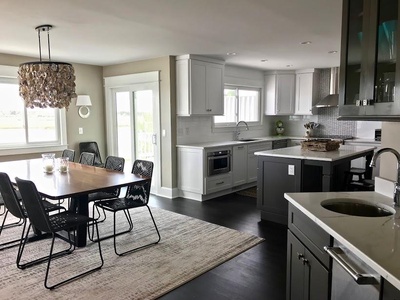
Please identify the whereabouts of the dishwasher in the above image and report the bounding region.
[325,240,381,300]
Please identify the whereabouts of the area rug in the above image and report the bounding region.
[0,207,263,299]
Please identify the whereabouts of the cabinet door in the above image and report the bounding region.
[190,60,207,114]
[304,247,330,300]
[232,145,247,186]
[287,231,306,300]
[295,72,313,115]
[339,0,400,118]
[206,63,224,115]
[287,231,330,300]
[276,74,295,115]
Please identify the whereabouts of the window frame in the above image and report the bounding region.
[213,84,263,130]
[0,65,67,156]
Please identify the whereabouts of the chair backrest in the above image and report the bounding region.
[104,156,125,196]
[79,142,102,166]
[0,172,25,219]
[15,177,52,233]
[104,156,125,172]
[62,149,75,162]
[79,152,95,166]
[125,160,154,204]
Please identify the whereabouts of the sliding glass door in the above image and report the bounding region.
[105,72,160,195]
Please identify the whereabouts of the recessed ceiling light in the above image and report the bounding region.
[226,52,237,56]
[261,59,268,62]
[300,41,312,45]
[328,50,338,54]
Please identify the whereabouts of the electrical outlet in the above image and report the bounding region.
[288,165,295,176]
[185,127,190,135]
[79,127,83,134]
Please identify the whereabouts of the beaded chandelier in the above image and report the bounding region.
[18,25,76,109]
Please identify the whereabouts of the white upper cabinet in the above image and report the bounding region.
[295,69,319,115]
[264,72,295,115]
[176,55,224,116]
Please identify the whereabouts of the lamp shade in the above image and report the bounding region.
[76,95,92,106]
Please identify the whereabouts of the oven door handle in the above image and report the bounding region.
[208,155,231,161]
[324,246,377,285]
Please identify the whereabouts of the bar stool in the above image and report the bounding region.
[344,167,374,191]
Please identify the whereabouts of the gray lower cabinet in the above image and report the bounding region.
[287,203,332,300]
[257,157,302,224]
[382,279,400,300]
[287,231,330,300]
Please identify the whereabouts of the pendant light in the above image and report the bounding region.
[18,25,76,109]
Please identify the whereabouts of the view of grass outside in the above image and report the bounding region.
[116,90,154,169]
[0,82,58,144]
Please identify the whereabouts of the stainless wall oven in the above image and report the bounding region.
[207,149,231,176]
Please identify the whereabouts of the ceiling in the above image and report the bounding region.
[0,0,342,70]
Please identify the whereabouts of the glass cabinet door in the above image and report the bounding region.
[340,0,400,119]
[374,0,397,103]
[343,0,365,106]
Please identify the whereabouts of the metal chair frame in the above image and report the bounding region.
[93,160,160,256]
[16,177,104,290]
[0,172,62,254]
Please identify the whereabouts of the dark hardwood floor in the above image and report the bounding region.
[150,192,287,300]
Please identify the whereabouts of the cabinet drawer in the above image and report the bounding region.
[288,204,332,268]
[205,174,232,194]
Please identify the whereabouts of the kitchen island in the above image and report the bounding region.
[284,184,400,299]
[255,145,375,224]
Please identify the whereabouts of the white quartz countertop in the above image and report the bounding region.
[176,136,294,149]
[254,145,375,161]
[284,190,400,290]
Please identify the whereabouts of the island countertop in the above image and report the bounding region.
[255,145,376,161]
[284,189,400,290]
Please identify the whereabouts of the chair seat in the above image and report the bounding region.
[48,211,93,232]
[88,191,118,202]
[96,198,145,211]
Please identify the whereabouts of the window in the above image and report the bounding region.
[214,86,261,127]
[0,65,66,153]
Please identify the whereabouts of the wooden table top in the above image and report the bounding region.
[0,158,148,200]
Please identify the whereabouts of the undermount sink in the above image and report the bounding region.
[237,138,259,142]
[321,198,395,217]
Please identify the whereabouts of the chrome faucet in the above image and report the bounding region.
[235,121,249,140]
[370,147,400,206]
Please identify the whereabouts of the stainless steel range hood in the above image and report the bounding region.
[314,67,339,108]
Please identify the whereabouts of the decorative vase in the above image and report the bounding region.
[276,127,285,135]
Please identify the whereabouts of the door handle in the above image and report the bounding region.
[152,134,157,145]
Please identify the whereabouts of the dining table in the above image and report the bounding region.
[0,158,149,247]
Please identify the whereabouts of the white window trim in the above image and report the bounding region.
[0,65,68,156]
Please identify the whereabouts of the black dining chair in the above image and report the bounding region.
[79,141,104,167]
[93,160,160,256]
[78,151,95,166]
[0,172,62,254]
[15,177,104,290]
[62,149,75,162]
[89,156,125,214]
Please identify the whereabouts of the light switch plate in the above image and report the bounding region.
[288,165,295,175]
[79,127,83,134]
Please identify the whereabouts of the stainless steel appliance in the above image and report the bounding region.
[207,149,231,176]
[325,240,380,300]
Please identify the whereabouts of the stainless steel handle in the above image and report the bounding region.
[324,246,377,285]
[208,155,230,161]
[216,181,225,185]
